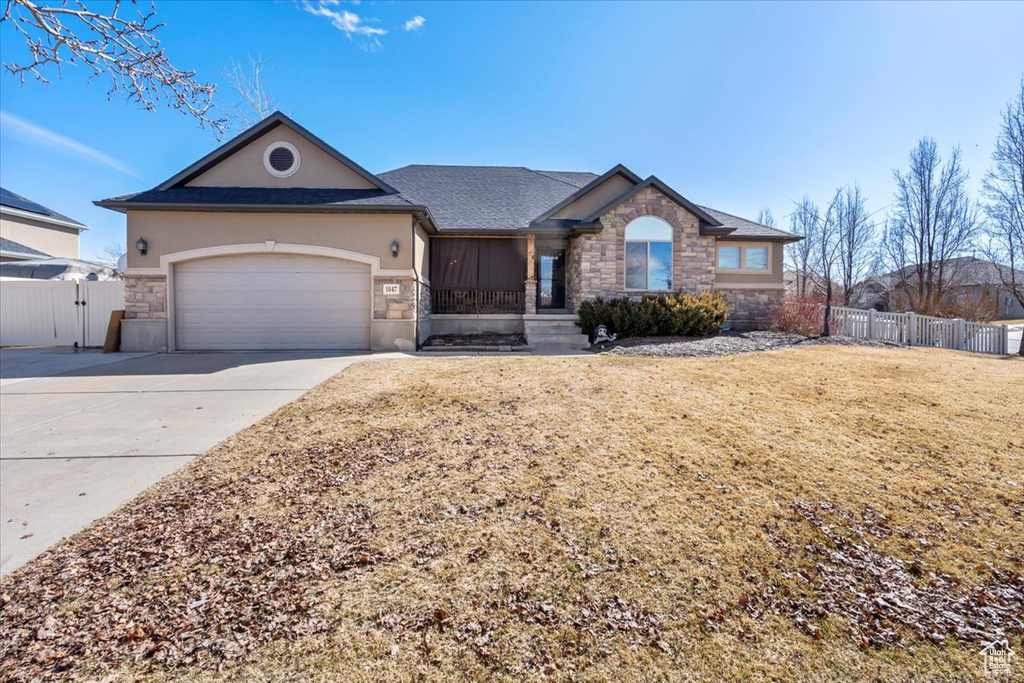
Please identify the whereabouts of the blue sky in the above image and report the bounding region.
[1,0,1022,261]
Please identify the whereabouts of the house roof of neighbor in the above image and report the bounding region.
[0,186,88,229]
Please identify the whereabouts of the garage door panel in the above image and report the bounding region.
[174,253,371,350]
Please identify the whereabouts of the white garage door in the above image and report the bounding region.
[174,253,371,351]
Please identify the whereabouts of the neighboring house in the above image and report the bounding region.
[0,187,88,261]
[783,269,836,299]
[852,257,1024,319]
[97,112,799,352]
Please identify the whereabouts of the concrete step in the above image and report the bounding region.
[531,341,591,351]
[525,323,582,333]
[528,333,590,345]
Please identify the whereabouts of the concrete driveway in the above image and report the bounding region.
[0,348,379,576]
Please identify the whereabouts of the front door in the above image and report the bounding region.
[537,249,566,309]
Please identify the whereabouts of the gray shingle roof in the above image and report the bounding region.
[99,187,416,208]
[0,237,51,259]
[377,165,602,230]
[698,206,800,241]
[0,186,86,227]
[532,170,599,188]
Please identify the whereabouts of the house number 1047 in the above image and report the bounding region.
[383,284,401,295]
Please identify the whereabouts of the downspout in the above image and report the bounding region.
[411,215,420,350]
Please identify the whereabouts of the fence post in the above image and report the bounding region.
[1002,324,1009,355]
[866,309,875,340]
[956,319,966,350]
[907,312,916,346]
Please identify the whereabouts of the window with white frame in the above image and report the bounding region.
[625,216,673,290]
[717,244,771,272]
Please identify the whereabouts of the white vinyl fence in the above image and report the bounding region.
[829,306,1010,355]
[0,279,124,347]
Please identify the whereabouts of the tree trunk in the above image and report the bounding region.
[823,285,832,336]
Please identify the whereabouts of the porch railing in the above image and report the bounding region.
[432,289,524,314]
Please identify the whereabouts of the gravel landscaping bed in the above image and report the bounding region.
[422,333,527,348]
[599,330,901,358]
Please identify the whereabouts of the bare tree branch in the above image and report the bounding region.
[786,197,819,297]
[221,54,278,131]
[99,240,126,266]
[982,78,1024,354]
[814,189,843,335]
[2,0,225,133]
[883,138,980,314]
[835,184,875,306]
[756,206,775,228]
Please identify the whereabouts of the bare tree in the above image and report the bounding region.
[835,184,875,306]
[883,138,979,314]
[100,240,126,266]
[982,79,1024,355]
[221,54,278,130]
[814,189,843,335]
[756,206,775,227]
[786,197,819,297]
[2,0,224,133]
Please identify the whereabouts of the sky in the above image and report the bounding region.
[0,0,1022,261]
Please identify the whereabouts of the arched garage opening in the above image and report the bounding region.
[165,245,377,351]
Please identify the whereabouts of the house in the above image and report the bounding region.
[96,112,799,352]
[783,269,836,299]
[1,187,88,261]
[852,257,1024,319]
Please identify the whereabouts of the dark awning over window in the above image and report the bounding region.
[431,238,526,291]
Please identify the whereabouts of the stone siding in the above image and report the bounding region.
[124,275,167,320]
[524,280,537,314]
[567,186,717,311]
[720,288,784,330]
[416,279,431,320]
[373,277,416,320]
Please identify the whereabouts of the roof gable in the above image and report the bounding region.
[580,176,726,231]
[530,164,642,225]
[157,112,397,193]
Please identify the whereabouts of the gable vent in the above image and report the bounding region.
[269,146,294,171]
[263,141,300,178]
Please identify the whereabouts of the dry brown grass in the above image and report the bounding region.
[2,346,1022,682]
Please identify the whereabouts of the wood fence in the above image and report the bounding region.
[829,306,1010,355]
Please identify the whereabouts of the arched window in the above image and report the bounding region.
[624,216,673,290]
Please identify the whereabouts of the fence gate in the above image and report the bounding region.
[0,280,124,348]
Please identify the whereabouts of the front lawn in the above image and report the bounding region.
[1,347,1021,682]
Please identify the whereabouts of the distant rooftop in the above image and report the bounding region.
[0,186,87,228]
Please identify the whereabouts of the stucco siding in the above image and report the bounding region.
[0,215,80,259]
[414,223,430,280]
[552,174,634,220]
[125,211,415,269]
[713,242,785,285]
[184,125,378,189]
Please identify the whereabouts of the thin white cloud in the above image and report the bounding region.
[0,110,138,177]
[300,0,387,49]
[403,15,425,32]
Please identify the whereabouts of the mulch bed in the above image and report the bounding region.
[422,333,527,348]
[597,331,901,358]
